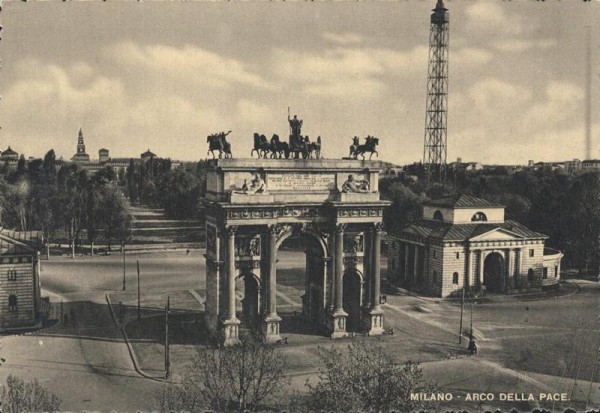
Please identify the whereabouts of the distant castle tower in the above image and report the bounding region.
[72,128,90,162]
[423,0,449,181]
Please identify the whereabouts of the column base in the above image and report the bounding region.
[364,306,385,336]
[262,313,282,343]
[327,309,348,338]
[222,317,241,346]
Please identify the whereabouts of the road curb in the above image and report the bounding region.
[105,293,167,383]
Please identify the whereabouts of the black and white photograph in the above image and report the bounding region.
[0,0,598,412]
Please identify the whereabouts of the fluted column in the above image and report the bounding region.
[334,224,345,313]
[371,223,382,311]
[329,223,348,338]
[263,225,281,343]
[478,250,484,289]
[365,222,384,335]
[227,226,237,319]
[223,225,240,346]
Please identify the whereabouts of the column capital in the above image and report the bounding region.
[227,225,238,236]
[335,223,347,233]
[374,222,384,232]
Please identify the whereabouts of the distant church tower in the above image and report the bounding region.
[72,128,90,162]
[423,0,449,181]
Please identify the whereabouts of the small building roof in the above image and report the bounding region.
[141,149,156,158]
[0,227,43,255]
[425,193,503,209]
[393,219,547,243]
[2,146,18,156]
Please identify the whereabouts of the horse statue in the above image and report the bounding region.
[353,136,379,160]
[289,134,309,159]
[269,134,290,159]
[308,136,321,159]
[250,133,270,158]
[349,136,360,158]
[207,130,232,159]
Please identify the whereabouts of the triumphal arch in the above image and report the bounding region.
[202,159,390,345]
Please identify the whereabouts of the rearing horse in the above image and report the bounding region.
[207,130,233,159]
[250,133,270,158]
[354,137,379,160]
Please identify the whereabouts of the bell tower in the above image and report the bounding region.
[72,128,90,162]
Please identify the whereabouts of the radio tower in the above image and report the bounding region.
[423,0,449,181]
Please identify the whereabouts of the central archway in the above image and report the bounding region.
[484,252,505,293]
[276,228,327,335]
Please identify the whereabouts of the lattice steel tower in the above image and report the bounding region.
[423,0,449,181]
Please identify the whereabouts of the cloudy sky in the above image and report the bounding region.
[1,1,599,165]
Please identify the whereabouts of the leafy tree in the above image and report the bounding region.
[155,336,289,412]
[306,340,437,412]
[382,181,425,234]
[1,374,61,413]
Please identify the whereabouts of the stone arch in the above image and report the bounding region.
[484,252,505,293]
[433,210,444,221]
[275,225,329,257]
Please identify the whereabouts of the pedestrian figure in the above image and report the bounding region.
[468,337,477,355]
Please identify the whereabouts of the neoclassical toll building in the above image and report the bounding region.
[0,228,43,330]
[202,159,390,345]
[387,194,563,298]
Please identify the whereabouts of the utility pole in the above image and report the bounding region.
[470,300,474,338]
[165,296,170,379]
[122,245,126,291]
[137,260,141,320]
[458,287,464,344]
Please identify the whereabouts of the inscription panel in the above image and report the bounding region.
[268,173,335,191]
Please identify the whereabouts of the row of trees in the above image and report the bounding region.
[125,158,207,220]
[0,150,131,257]
[382,167,600,275]
[155,337,436,412]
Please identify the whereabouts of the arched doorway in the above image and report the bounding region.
[343,271,362,332]
[276,230,326,334]
[238,273,261,330]
[484,252,505,293]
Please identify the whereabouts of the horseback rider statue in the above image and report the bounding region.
[207,130,233,159]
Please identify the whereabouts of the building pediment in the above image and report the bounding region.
[469,227,524,242]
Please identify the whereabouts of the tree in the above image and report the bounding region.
[154,336,289,412]
[1,374,61,413]
[306,340,437,412]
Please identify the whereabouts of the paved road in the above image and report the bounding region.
[1,250,203,411]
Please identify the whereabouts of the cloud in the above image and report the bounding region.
[322,32,364,45]
[106,42,271,92]
[466,3,525,36]
[493,38,557,53]
[466,78,532,114]
[272,45,430,99]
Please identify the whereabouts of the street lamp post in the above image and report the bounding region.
[137,260,141,320]
[122,244,126,291]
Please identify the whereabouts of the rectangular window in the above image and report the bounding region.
[543,267,548,279]
[456,252,460,259]
[555,266,558,277]
[8,295,17,312]
[7,270,17,281]
[529,249,535,257]
[433,250,437,258]
[452,272,459,284]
